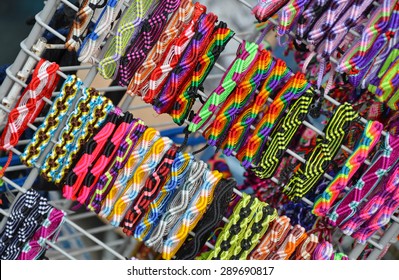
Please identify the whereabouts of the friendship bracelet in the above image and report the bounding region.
[231,204,277,260]
[204,49,273,148]
[284,103,359,201]
[237,72,309,168]
[254,89,315,179]
[145,161,207,252]
[87,119,147,213]
[78,0,127,63]
[108,136,172,227]
[175,178,235,260]
[17,208,65,260]
[306,0,351,46]
[20,75,80,168]
[205,194,259,260]
[97,127,158,216]
[295,0,328,42]
[121,145,178,236]
[134,152,194,242]
[312,241,334,260]
[65,0,108,52]
[277,0,309,38]
[98,0,155,79]
[162,169,223,260]
[376,58,399,105]
[116,0,181,87]
[268,224,307,260]
[171,21,234,125]
[336,0,396,74]
[340,164,399,236]
[0,59,59,152]
[313,120,383,217]
[127,0,195,97]
[189,41,260,133]
[62,110,121,200]
[152,12,218,114]
[143,3,206,103]
[221,59,291,156]
[328,133,399,226]
[252,0,288,22]
[74,112,133,204]
[294,233,318,260]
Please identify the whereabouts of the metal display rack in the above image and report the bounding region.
[0,0,398,260]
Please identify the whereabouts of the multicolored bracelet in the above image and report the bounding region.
[252,0,288,22]
[268,224,307,260]
[277,0,309,38]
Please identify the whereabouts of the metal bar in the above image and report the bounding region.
[367,220,399,259]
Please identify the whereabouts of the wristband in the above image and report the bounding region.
[252,0,288,22]
[312,241,334,260]
[268,224,307,260]
[277,0,309,38]
[294,233,318,260]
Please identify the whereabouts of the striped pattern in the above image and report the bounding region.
[269,225,307,260]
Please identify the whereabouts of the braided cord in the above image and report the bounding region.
[237,72,309,168]
[121,145,178,236]
[145,3,206,104]
[127,0,195,97]
[250,215,291,260]
[221,59,290,156]
[175,178,235,260]
[277,0,309,37]
[328,133,399,226]
[153,12,218,114]
[98,0,155,79]
[294,233,318,260]
[189,41,260,133]
[204,50,273,147]
[377,58,399,105]
[162,169,223,260]
[296,0,328,41]
[1,59,59,152]
[145,161,207,252]
[340,164,399,236]
[254,89,315,179]
[269,225,307,260]
[312,241,334,260]
[313,120,383,217]
[20,75,80,167]
[88,119,147,213]
[171,22,234,125]
[108,137,172,226]
[117,0,181,87]
[134,152,194,241]
[284,103,359,201]
[252,0,288,22]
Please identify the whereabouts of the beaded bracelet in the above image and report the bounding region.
[17,208,65,260]
[87,119,147,213]
[340,164,399,236]
[98,0,155,79]
[134,152,194,241]
[328,133,399,226]
[143,3,206,104]
[175,178,235,260]
[189,41,260,133]
[306,0,351,46]
[20,75,81,168]
[162,169,223,260]
[268,224,307,260]
[295,0,328,42]
[336,0,396,75]
[121,145,178,236]
[78,0,127,63]
[204,194,260,260]
[152,12,218,114]
[0,190,41,255]
[145,161,207,252]
[62,110,121,200]
[313,120,383,217]
[116,0,181,87]
[284,103,359,201]
[294,233,318,260]
[204,49,273,148]
[171,21,234,125]
[0,59,59,155]
[65,0,108,52]
[252,0,288,22]
[74,112,134,204]
[107,136,172,226]
[127,0,195,97]
[254,89,315,179]
[249,216,291,260]
[221,59,291,156]
[237,72,309,168]
[277,0,309,38]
